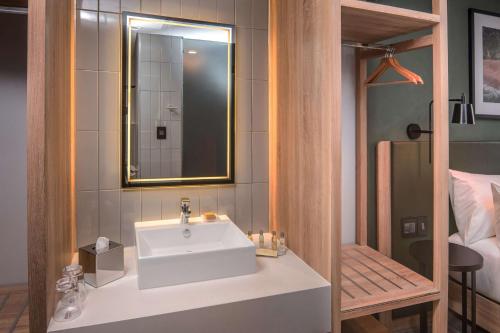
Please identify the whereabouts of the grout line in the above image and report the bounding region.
[0,293,9,313]
[96,5,101,237]
[7,293,29,333]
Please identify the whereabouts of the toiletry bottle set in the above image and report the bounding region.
[247,230,287,256]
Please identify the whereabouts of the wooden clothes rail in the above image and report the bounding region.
[269,0,449,332]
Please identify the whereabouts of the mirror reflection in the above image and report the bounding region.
[122,13,235,187]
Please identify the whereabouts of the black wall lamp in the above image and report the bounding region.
[406,93,475,163]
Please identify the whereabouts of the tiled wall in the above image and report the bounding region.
[136,33,184,179]
[75,0,269,247]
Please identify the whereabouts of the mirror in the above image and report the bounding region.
[122,13,235,187]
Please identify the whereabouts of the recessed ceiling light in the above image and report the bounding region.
[187,50,198,55]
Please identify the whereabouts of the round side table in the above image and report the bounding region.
[449,243,483,333]
[409,241,484,333]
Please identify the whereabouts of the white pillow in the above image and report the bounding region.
[449,170,499,245]
[449,169,500,207]
[490,182,500,244]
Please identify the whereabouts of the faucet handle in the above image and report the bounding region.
[180,197,191,213]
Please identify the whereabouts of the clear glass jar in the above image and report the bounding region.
[62,264,87,303]
[54,277,82,322]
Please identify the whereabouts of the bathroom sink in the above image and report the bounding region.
[135,216,256,289]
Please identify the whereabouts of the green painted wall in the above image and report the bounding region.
[366,0,500,248]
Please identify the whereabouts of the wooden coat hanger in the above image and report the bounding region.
[365,49,423,86]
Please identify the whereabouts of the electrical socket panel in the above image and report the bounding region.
[401,216,428,238]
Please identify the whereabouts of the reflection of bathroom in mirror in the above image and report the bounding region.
[122,13,235,187]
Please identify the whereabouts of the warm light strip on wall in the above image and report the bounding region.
[125,14,234,184]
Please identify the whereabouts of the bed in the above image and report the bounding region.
[376,141,500,332]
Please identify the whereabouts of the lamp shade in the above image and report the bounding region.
[451,102,475,125]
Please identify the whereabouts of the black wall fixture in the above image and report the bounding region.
[406,93,475,163]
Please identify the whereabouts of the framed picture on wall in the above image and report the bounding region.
[470,9,500,118]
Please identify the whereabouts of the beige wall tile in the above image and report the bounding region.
[99,190,121,242]
[236,78,251,132]
[76,70,98,131]
[199,188,219,214]
[100,0,120,12]
[252,0,268,29]
[98,72,120,131]
[76,131,99,190]
[181,0,199,20]
[76,10,98,70]
[235,0,251,27]
[252,182,268,232]
[252,29,268,80]
[161,0,181,17]
[218,187,235,221]
[235,184,252,232]
[77,191,99,247]
[235,27,252,79]
[75,1,271,244]
[251,80,268,132]
[142,0,161,14]
[122,0,141,12]
[121,190,142,246]
[199,0,217,22]
[99,12,121,72]
[235,131,251,184]
[77,0,98,11]
[142,188,164,221]
[217,0,235,24]
[251,132,268,182]
[99,131,120,190]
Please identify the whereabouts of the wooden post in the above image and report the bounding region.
[269,0,341,331]
[332,2,342,332]
[27,0,75,331]
[356,50,368,246]
[431,0,449,332]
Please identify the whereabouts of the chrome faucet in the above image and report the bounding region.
[180,198,191,224]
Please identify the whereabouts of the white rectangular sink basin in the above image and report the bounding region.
[135,215,256,289]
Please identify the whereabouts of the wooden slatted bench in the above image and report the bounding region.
[341,245,440,320]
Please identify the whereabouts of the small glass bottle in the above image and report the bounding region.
[259,230,265,248]
[278,231,287,256]
[54,277,82,322]
[271,231,278,250]
[247,231,253,242]
[63,264,87,303]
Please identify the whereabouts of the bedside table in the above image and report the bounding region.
[409,241,484,333]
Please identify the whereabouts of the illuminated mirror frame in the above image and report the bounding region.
[122,12,235,187]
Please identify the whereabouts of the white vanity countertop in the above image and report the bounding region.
[48,246,330,332]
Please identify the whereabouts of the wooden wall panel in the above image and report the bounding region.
[376,141,391,256]
[27,0,75,331]
[269,0,341,331]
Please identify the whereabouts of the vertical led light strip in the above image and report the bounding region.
[126,16,234,184]
[226,27,233,179]
[127,16,133,182]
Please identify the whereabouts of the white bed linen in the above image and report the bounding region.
[449,233,500,303]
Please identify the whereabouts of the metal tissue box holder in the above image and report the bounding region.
[79,241,124,288]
